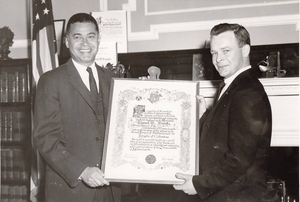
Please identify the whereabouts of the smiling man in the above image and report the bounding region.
[174,23,272,202]
[33,13,120,202]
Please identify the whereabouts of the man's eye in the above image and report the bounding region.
[223,50,229,53]
[88,35,95,39]
[74,36,81,40]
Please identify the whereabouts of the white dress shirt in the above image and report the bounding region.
[72,59,99,92]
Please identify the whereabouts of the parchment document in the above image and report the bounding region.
[102,79,199,184]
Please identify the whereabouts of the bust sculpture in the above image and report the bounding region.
[0,26,14,60]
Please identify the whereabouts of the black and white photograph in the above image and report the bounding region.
[0,0,298,202]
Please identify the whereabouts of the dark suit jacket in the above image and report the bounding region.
[193,68,272,202]
[33,59,121,202]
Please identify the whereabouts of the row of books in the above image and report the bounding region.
[0,72,28,103]
[1,148,29,181]
[1,112,28,142]
[1,185,28,202]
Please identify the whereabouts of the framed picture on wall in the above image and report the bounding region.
[91,11,128,53]
[54,19,65,56]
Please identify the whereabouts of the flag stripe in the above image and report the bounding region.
[34,39,43,80]
[40,28,55,71]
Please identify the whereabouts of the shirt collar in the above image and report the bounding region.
[71,59,99,92]
[224,65,251,85]
[72,59,97,73]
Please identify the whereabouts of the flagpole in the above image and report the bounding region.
[28,0,32,42]
[28,0,40,201]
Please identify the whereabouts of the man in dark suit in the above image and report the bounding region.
[174,23,272,202]
[33,13,120,202]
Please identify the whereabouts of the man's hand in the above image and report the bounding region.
[80,167,109,187]
[197,95,206,118]
[173,173,197,195]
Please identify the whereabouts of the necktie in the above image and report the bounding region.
[218,81,226,100]
[86,67,98,105]
[213,81,225,105]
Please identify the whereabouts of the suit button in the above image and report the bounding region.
[95,163,100,167]
[96,137,100,141]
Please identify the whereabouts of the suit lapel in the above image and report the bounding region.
[66,59,96,112]
[214,69,252,107]
[200,69,253,143]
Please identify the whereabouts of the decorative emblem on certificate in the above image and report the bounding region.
[145,154,156,164]
[102,78,199,184]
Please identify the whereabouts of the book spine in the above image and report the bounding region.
[8,185,16,202]
[15,186,23,202]
[1,185,9,202]
[8,73,15,102]
[2,72,8,102]
[21,185,27,202]
[20,150,27,181]
[0,73,2,102]
[8,112,13,142]
[0,111,2,143]
[6,149,13,180]
[3,112,8,142]
[13,112,27,142]
[1,148,7,180]
[15,71,19,102]
[20,73,26,102]
[12,74,16,102]
[13,149,21,180]
[12,112,19,142]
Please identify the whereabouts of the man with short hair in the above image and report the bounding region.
[174,23,272,202]
[33,13,121,202]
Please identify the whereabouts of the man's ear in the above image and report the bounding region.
[242,44,250,57]
[65,37,69,48]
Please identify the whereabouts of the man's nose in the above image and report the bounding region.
[216,53,224,63]
[82,37,88,45]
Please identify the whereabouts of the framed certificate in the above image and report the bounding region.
[102,78,199,184]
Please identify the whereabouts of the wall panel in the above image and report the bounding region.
[2,0,299,58]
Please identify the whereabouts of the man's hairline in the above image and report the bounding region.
[66,21,99,35]
[210,30,248,49]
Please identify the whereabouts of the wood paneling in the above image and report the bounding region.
[117,43,299,79]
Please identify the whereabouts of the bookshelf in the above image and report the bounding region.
[0,59,31,202]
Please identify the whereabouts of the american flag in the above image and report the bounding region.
[31,0,58,201]
[32,0,58,85]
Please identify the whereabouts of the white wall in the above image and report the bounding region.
[2,0,299,58]
[115,0,299,52]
